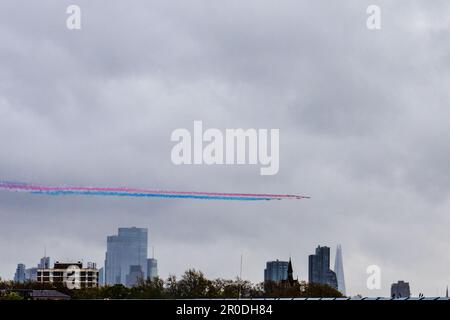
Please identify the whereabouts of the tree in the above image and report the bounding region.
[175,269,213,298]
[264,280,343,298]
[303,283,343,298]
[102,284,130,299]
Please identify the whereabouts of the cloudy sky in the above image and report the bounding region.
[1,0,450,297]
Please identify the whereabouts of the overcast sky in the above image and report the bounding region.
[1,0,450,297]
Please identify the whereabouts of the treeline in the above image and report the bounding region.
[0,269,343,299]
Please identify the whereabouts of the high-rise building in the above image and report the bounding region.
[25,267,38,281]
[105,227,148,286]
[147,258,158,280]
[391,281,411,298]
[264,260,289,282]
[308,245,338,290]
[126,265,144,287]
[334,244,346,295]
[14,263,26,283]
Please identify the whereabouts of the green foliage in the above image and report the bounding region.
[304,282,344,298]
[264,280,343,298]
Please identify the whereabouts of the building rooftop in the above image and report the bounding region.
[30,290,71,300]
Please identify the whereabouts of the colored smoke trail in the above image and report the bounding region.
[0,181,310,201]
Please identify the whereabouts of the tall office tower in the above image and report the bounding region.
[334,244,346,295]
[391,280,411,298]
[37,261,99,288]
[264,260,289,282]
[14,263,26,283]
[147,258,158,279]
[38,256,50,269]
[105,227,148,285]
[308,245,338,290]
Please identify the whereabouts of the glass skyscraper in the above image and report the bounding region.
[98,267,104,286]
[126,265,144,287]
[38,256,50,269]
[334,244,346,295]
[105,227,148,286]
[391,280,411,298]
[264,260,289,282]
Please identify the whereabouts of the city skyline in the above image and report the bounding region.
[308,246,338,290]
[335,244,346,295]
[7,237,355,295]
[7,235,344,287]
[8,234,348,287]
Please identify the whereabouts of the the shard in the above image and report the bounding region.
[334,244,346,295]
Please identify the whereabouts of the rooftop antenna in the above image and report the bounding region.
[238,253,243,299]
[40,245,47,290]
[152,246,155,259]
